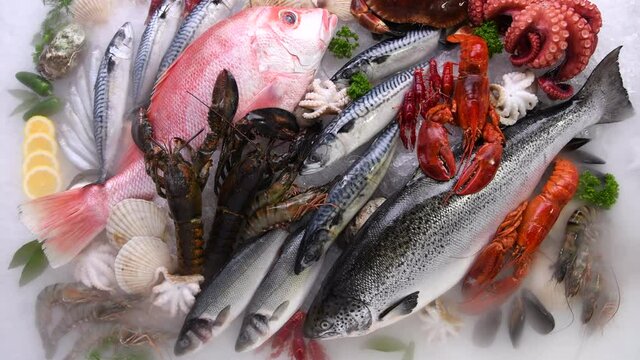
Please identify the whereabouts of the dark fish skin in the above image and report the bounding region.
[304,47,633,339]
[508,295,526,348]
[473,309,502,348]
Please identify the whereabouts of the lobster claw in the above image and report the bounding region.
[461,241,509,298]
[416,105,456,181]
[454,142,503,195]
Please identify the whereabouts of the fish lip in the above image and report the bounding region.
[320,11,338,45]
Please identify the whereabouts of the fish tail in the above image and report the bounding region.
[19,185,110,268]
[574,46,634,124]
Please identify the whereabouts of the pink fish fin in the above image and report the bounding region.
[236,82,283,118]
[112,135,144,176]
[19,184,109,268]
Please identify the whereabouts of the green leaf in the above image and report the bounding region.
[11,97,42,117]
[9,240,40,269]
[8,89,39,101]
[401,341,415,360]
[364,336,407,352]
[87,349,102,360]
[19,244,49,286]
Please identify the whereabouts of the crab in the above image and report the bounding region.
[351,0,469,34]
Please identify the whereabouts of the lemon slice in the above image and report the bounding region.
[23,166,61,199]
[23,133,57,156]
[24,115,55,138]
[23,150,59,175]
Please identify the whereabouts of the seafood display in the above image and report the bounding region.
[7,0,637,359]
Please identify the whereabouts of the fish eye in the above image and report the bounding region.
[279,10,298,26]
[319,320,332,330]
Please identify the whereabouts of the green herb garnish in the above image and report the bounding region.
[9,240,49,286]
[473,20,503,57]
[576,171,620,209]
[33,0,73,63]
[328,26,359,59]
[347,71,372,100]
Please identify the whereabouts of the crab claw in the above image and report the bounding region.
[350,0,393,34]
[416,105,456,181]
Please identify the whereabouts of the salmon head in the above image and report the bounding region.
[251,7,338,74]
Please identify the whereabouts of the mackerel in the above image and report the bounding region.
[301,65,423,175]
[331,29,440,85]
[174,229,288,356]
[132,0,184,105]
[93,23,133,182]
[156,0,235,78]
[304,48,633,339]
[235,228,324,352]
[296,122,399,273]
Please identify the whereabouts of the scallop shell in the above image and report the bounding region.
[114,236,175,294]
[106,199,168,248]
[70,0,112,24]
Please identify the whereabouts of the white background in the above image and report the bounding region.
[1,0,640,359]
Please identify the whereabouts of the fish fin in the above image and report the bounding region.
[371,55,391,65]
[236,81,281,117]
[214,305,231,326]
[67,170,102,190]
[378,291,419,321]
[570,150,606,165]
[19,185,109,268]
[574,46,634,124]
[563,138,590,151]
[270,301,290,322]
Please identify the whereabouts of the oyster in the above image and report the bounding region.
[37,23,86,80]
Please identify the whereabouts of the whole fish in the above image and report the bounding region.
[20,7,336,268]
[174,229,288,356]
[235,228,324,352]
[156,0,236,78]
[132,0,184,105]
[93,23,133,183]
[300,64,422,175]
[247,0,352,20]
[304,48,633,339]
[331,29,440,85]
[295,122,399,273]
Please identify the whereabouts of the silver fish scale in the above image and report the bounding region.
[306,123,398,242]
[323,98,603,317]
[132,2,167,102]
[324,68,421,134]
[331,29,439,82]
[92,52,111,175]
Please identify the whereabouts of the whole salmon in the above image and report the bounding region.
[19,7,337,268]
[304,48,633,339]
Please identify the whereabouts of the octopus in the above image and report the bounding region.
[468,0,602,99]
[151,269,204,317]
[299,79,350,120]
[351,0,468,34]
[489,70,539,126]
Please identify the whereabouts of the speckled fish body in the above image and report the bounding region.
[296,122,399,273]
[174,229,289,356]
[235,229,324,352]
[132,0,184,104]
[93,23,133,182]
[301,64,424,175]
[304,48,633,339]
[331,29,440,85]
[156,0,236,77]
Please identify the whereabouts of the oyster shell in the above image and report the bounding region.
[37,23,86,80]
[114,236,175,294]
[106,199,168,248]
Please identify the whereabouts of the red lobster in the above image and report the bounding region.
[460,159,579,313]
[398,33,505,195]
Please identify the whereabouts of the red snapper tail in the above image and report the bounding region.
[19,184,109,268]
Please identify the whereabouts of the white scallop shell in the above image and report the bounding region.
[70,0,112,24]
[114,236,175,294]
[106,199,168,248]
[152,269,204,317]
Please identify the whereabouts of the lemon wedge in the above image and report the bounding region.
[23,166,61,199]
[24,115,55,138]
[23,150,60,175]
[23,133,57,156]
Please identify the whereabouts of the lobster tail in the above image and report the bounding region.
[19,184,109,268]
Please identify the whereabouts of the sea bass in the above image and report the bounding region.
[175,229,289,356]
[132,0,184,105]
[20,7,336,268]
[93,23,133,183]
[235,228,324,352]
[304,48,633,339]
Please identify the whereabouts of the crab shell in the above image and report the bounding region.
[365,0,469,28]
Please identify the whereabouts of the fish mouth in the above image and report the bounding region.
[320,11,338,45]
[235,313,270,353]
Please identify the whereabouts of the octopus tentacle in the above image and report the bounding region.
[469,0,487,25]
[538,75,574,100]
[555,0,602,33]
[510,32,542,67]
[504,4,569,69]
[553,4,596,81]
[483,0,530,21]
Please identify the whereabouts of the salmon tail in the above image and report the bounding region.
[19,185,109,268]
[574,46,634,124]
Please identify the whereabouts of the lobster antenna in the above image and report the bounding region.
[174,128,206,153]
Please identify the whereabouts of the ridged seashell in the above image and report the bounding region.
[152,269,204,317]
[106,199,168,248]
[70,0,112,24]
[114,236,175,294]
